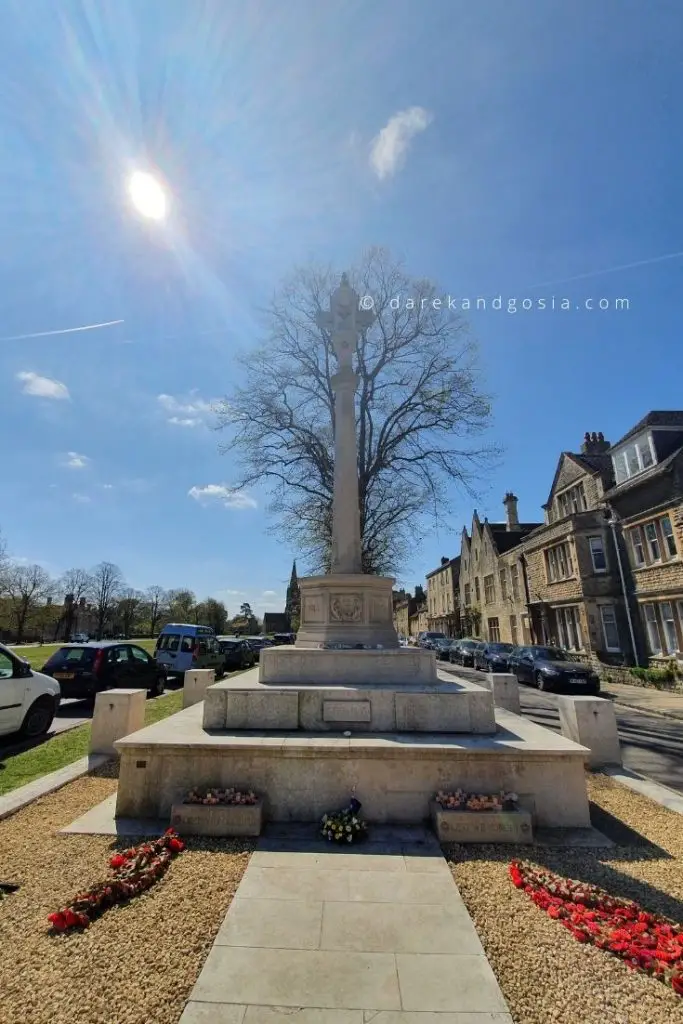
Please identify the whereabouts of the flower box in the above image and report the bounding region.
[170,799,263,837]
[430,801,532,844]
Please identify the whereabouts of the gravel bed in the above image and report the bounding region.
[444,772,683,1024]
[0,768,253,1024]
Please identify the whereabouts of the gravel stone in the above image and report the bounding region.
[444,772,683,1024]
[0,769,252,1024]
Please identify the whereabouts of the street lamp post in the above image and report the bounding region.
[606,507,639,665]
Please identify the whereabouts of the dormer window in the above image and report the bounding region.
[557,482,587,518]
[612,433,655,484]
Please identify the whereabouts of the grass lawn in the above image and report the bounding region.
[0,688,183,796]
[11,637,157,669]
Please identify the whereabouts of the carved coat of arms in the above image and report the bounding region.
[330,594,363,622]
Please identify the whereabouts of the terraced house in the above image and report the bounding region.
[450,413,683,669]
[603,412,683,666]
[425,556,461,637]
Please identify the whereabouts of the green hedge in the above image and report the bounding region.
[629,665,677,685]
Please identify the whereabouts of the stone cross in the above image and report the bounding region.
[316,274,374,574]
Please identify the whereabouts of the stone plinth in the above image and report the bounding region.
[203,672,496,734]
[558,695,622,768]
[114,703,592,828]
[170,800,262,837]
[90,688,146,757]
[484,673,521,715]
[183,669,216,709]
[259,646,437,687]
[430,802,533,843]
[295,574,399,648]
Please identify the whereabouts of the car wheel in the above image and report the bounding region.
[149,675,165,698]
[19,697,55,738]
[535,671,550,692]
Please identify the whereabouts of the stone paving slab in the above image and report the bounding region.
[60,792,168,836]
[180,827,510,1022]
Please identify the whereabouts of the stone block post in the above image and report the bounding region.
[557,695,622,768]
[485,673,521,715]
[90,688,146,756]
[183,669,216,708]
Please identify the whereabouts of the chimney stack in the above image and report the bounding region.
[503,492,520,531]
[581,431,610,454]
[440,556,449,566]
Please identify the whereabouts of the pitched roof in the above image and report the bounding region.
[488,522,542,554]
[612,411,683,449]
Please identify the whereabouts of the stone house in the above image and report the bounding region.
[602,412,683,666]
[408,603,429,638]
[392,591,415,638]
[425,556,461,636]
[522,431,630,662]
[458,496,541,643]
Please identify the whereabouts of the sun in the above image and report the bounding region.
[128,171,168,220]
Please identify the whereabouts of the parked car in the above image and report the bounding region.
[272,633,296,645]
[217,636,256,671]
[0,641,61,738]
[474,642,515,672]
[244,636,273,662]
[449,639,482,667]
[508,645,600,694]
[70,632,89,643]
[42,642,166,700]
[154,623,224,680]
[417,631,447,649]
[431,638,454,661]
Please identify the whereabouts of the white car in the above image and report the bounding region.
[0,642,60,739]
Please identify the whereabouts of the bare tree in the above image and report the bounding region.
[5,564,54,642]
[89,562,124,639]
[116,588,144,638]
[216,248,497,574]
[144,585,168,636]
[58,567,92,640]
[167,589,196,623]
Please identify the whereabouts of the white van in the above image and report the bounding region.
[154,623,225,679]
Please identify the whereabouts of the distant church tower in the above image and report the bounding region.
[285,560,300,627]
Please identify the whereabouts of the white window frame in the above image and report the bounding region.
[643,603,662,655]
[630,526,646,567]
[644,521,661,562]
[557,606,583,651]
[487,617,500,642]
[588,536,607,573]
[611,432,656,484]
[660,601,678,655]
[599,605,620,652]
[661,516,677,559]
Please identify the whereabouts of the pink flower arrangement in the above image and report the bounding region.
[184,787,258,806]
[435,789,518,811]
[510,861,683,997]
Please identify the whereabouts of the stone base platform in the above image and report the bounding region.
[114,704,592,828]
[204,669,495,734]
[259,646,438,686]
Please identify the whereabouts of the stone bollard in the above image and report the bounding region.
[485,673,521,715]
[90,688,146,756]
[557,695,622,768]
[183,669,216,709]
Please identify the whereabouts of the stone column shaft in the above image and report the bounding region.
[331,366,362,574]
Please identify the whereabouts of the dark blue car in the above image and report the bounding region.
[508,645,600,694]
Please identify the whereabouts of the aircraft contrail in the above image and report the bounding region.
[526,250,683,290]
[0,318,124,342]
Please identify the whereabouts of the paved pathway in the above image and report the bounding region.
[179,826,511,1023]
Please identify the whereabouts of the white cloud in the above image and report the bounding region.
[102,483,114,490]
[72,493,91,503]
[188,484,257,510]
[61,451,90,470]
[16,371,70,400]
[262,590,277,598]
[157,391,217,428]
[369,106,433,181]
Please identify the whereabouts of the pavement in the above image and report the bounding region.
[441,662,683,794]
[179,824,512,1023]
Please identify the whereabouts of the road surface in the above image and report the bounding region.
[442,661,683,794]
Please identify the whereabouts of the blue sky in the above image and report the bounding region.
[2,0,681,613]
